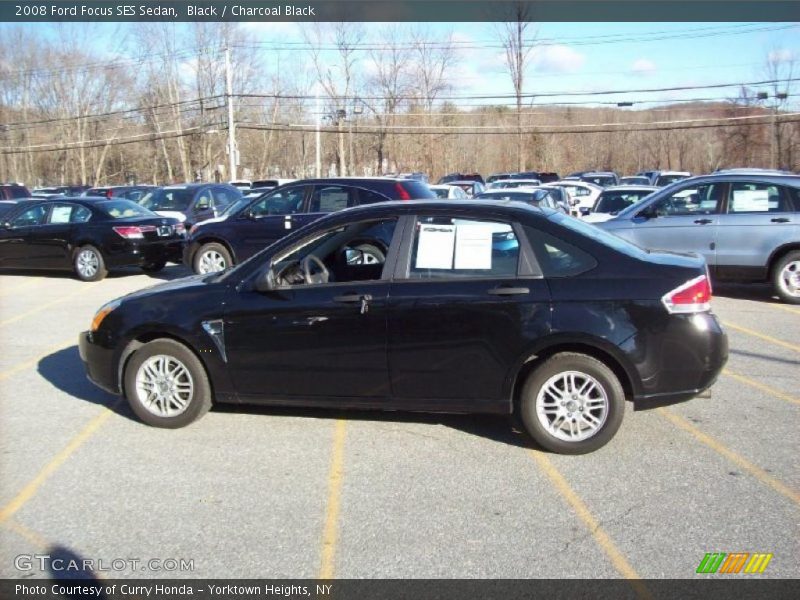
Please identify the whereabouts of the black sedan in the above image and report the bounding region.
[0,198,185,281]
[80,200,727,454]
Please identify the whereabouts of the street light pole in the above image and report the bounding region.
[225,46,237,181]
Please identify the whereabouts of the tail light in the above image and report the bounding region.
[113,225,156,239]
[662,275,712,314]
[394,183,411,200]
[105,189,113,198]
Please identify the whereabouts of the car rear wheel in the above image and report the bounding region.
[141,259,167,273]
[194,242,232,274]
[73,245,108,282]
[123,339,212,428]
[773,250,800,305]
[519,352,624,454]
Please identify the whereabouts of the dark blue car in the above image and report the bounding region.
[184,178,435,274]
[138,183,242,229]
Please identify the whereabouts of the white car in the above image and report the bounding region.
[486,178,542,190]
[549,181,603,217]
[429,184,469,199]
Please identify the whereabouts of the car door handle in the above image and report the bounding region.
[487,286,530,296]
[694,218,713,225]
[771,217,790,223]
[333,293,372,314]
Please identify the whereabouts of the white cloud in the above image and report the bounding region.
[768,49,797,65]
[530,45,585,74]
[631,58,657,76]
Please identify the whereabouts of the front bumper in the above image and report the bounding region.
[79,330,120,395]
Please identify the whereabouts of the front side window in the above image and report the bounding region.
[250,187,306,217]
[652,183,723,217]
[10,205,48,228]
[407,216,519,280]
[270,218,397,287]
[727,182,790,213]
[594,190,653,214]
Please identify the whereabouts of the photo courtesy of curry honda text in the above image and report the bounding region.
[80,200,728,454]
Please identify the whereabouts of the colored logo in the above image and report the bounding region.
[697,552,773,574]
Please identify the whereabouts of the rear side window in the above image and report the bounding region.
[727,182,792,213]
[407,217,519,280]
[5,186,31,199]
[523,226,597,278]
[357,188,391,205]
[309,185,354,213]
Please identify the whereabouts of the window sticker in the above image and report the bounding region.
[731,190,769,212]
[454,223,494,269]
[415,224,455,269]
[50,206,72,224]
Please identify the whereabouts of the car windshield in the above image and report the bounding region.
[594,190,653,213]
[139,188,194,211]
[477,190,546,202]
[98,200,155,219]
[583,176,615,187]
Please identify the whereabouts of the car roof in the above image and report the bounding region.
[601,185,659,192]
[447,180,481,185]
[322,198,550,221]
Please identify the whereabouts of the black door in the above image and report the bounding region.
[387,215,551,409]
[224,216,401,402]
[28,203,87,269]
[0,203,50,268]
[233,185,310,260]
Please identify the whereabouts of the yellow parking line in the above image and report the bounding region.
[0,339,75,382]
[0,406,115,524]
[768,303,800,316]
[0,278,46,295]
[319,419,347,579]
[723,369,800,406]
[0,283,98,328]
[656,408,799,506]
[720,320,800,354]
[3,519,50,549]
[529,450,651,598]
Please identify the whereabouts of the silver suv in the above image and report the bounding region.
[596,173,800,304]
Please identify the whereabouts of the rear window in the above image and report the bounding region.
[139,189,194,211]
[3,185,31,199]
[399,181,437,199]
[98,200,155,219]
[656,174,689,186]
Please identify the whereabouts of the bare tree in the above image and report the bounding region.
[498,4,537,172]
[763,46,797,170]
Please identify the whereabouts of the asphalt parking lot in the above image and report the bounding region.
[0,266,797,581]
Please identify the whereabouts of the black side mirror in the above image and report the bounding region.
[579,207,591,216]
[255,268,278,292]
[637,205,657,220]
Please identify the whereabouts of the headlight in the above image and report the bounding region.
[91,299,121,332]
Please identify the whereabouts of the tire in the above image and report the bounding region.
[519,352,625,454]
[73,245,108,282]
[123,338,213,428]
[772,250,800,305]
[354,243,385,265]
[193,242,232,274]
[141,259,167,273]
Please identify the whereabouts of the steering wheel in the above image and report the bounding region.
[301,254,330,285]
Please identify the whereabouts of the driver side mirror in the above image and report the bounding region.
[637,205,658,220]
[255,267,278,292]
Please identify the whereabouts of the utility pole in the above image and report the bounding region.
[315,87,321,177]
[758,91,788,169]
[225,46,237,181]
[337,108,346,176]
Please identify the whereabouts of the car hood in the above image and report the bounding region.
[582,213,615,224]
[119,272,218,304]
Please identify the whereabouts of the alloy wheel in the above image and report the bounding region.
[535,370,609,442]
[134,355,195,417]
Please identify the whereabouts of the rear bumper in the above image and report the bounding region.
[104,239,185,268]
[631,311,728,410]
[79,330,120,395]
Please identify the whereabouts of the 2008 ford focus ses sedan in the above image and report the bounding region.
[80,200,728,454]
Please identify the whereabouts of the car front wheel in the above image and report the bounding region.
[773,250,800,305]
[123,339,213,428]
[519,352,625,454]
[193,242,232,274]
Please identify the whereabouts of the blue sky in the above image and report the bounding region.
[12,21,800,112]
